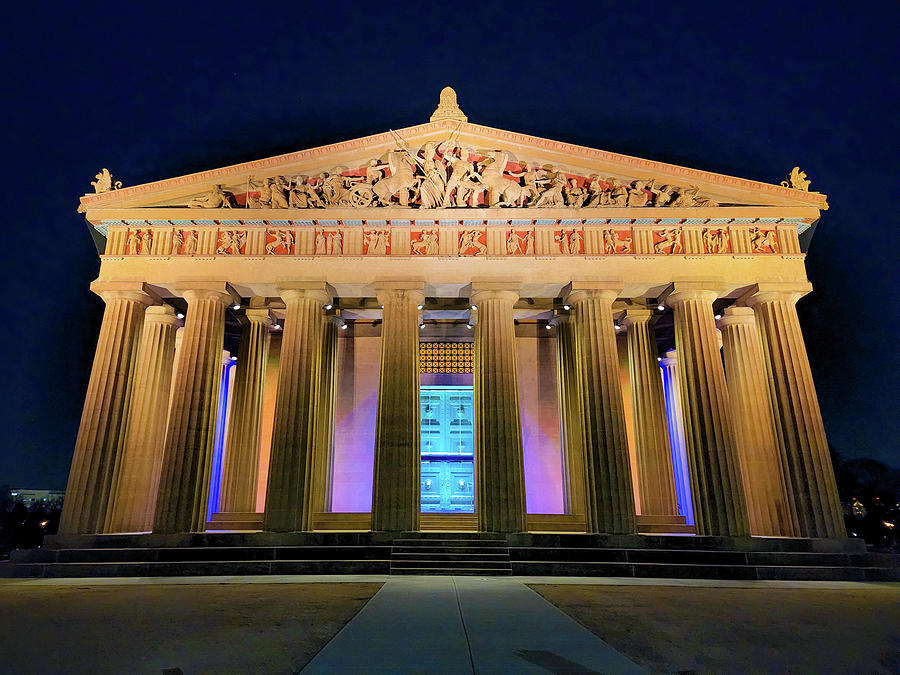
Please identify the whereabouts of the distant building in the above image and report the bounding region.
[9,489,64,506]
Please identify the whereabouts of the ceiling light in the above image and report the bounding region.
[419,323,425,329]
[340,323,348,330]
[471,304,477,310]
[417,304,423,310]
[657,304,665,311]
[176,313,184,319]
[233,304,240,310]
[715,314,722,320]
[545,324,552,330]
[563,304,571,310]
[324,304,333,310]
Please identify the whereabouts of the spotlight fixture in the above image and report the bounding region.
[657,356,663,362]
[340,323,348,330]
[272,324,281,330]
[657,304,665,311]
[233,304,240,310]
[324,304,333,310]
[615,324,621,331]
[715,314,722,320]
[380,305,384,309]
[417,304,423,310]
[545,323,552,330]
[466,324,473,330]
[230,356,237,362]
[419,323,425,329]
[471,304,477,310]
[176,312,185,319]
[563,304,571,311]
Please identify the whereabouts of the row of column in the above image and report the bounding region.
[60,278,844,540]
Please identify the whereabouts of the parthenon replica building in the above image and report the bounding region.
[63,87,843,542]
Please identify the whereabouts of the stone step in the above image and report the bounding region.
[11,545,393,564]
[0,559,392,578]
[392,545,510,555]
[391,559,511,571]
[392,552,510,562]
[391,568,513,576]
[392,538,507,547]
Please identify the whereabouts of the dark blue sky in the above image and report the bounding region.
[1,3,896,487]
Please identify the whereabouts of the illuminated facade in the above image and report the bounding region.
[61,89,844,539]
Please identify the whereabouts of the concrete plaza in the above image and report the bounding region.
[0,575,896,673]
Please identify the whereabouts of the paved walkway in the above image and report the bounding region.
[302,576,643,674]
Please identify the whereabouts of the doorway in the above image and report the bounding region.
[420,385,475,513]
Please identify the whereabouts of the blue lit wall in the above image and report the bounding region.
[207,359,236,519]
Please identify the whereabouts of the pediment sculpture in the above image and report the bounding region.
[186,144,720,210]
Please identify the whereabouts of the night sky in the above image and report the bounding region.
[1,4,896,488]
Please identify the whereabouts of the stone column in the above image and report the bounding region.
[219,309,272,514]
[555,314,585,517]
[718,307,798,536]
[309,316,339,517]
[153,284,231,534]
[659,350,694,522]
[59,282,156,535]
[566,283,635,534]
[371,283,424,532]
[621,309,678,516]
[264,283,330,532]
[105,305,178,533]
[667,284,749,536]
[473,285,527,533]
[744,283,844,538]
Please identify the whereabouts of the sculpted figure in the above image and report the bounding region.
[374,151,417,207]
[605,177,628,207]
[246,176,268,208]
[585,175,605,207]
[459,230,487,255]
[670,185,719,208]
[781,166,811,191]
[270,177,289,209]
[172,229,184,255]
[603,228,632,254]
[418,143,446,209]
[327,230,343,255]
[127,229,140,254]
[288,176,309,208]
[524,230,534,254]
[750,227,777,252]
[217,230,233,255]
[91,168,122,193]
[315,231,327,255]
[565,179,587,207]
[568,229,583,254]
[442,147,475,207]
[283,229,295,253]
[189,184,232,209]
[266,230,283,254]
[365,230,389,255]
[184,230,198,255]
[654,228,683,254]
[141,229,153,255]
[555,230,571,255]
[472,150,522,208]
[627,180,651,208]
[703,228,729,253]
[324,171,352,207]
[652,184,677,207]
[412,230,439,255]
[507,230,525,254]
[534,167,566,207]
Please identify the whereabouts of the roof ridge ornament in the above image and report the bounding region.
[780,166,812,191]
[430,86,467,123]
[91,168,122,194]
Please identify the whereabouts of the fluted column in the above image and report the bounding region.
[218,309,272,513]
[371,284,424,532]
[718,307,798,536]
[309,317,339,516]
[667,284,749,536]
[659,350,694,522]
[59,282,156,534]
[473,285,527,533]
[264,284,330,532]
[105,305,178,532]
[555,314,585,516]
[744,283,844,538]
[566,283,635,534]
[622,309,678,516]
[153,285,231,534]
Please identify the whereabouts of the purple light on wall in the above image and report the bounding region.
[660,357,694,524]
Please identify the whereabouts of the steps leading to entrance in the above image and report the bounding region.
[390,532,512,575]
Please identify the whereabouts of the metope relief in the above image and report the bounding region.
[554,229,584,255]
[653,228,683,254]
[411,229,440,255]
[314,230,343,255]
[217,230,246,255]
[749,227,778,253]
[265,229,295,255]
[363,229,390,255]
[702,228,730,254]
[602,228,633,254]
[506,230,534,255]
[458,230,487,255]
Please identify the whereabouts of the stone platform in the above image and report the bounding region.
[2,531,897,581]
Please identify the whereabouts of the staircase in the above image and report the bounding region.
[390,533,512,575]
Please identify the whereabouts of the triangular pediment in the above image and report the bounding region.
[79,117,827,220]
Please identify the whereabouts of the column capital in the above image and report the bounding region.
[716,305,755,329]
[244,308,274,326]
[176,281,239,305]
[659,349,677,369]
[277,281,332,306]
[739,282,813,307]
[144,304,179,325]
[90,281,160,305]
[470,280,521,305]
[620,308,654,328]
[376,282,425,307]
